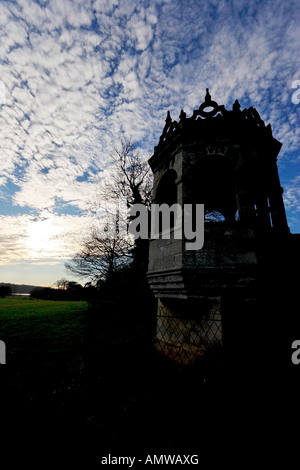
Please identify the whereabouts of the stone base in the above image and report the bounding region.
[154,338,205,365]
[154,297,224,364]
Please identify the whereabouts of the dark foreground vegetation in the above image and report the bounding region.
[1,294,300,466]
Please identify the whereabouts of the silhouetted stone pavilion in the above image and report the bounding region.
[147,89,299,366]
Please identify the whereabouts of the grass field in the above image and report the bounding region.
[0,297,88,369]
[0,296,88,315]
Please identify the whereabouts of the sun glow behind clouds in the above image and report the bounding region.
[0,213,93,267]
[26,219,61,257]
[0,0,299,285]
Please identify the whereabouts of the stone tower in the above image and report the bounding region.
[147,89,291,365]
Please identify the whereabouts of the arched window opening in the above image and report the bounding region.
[154,170,178,231]
[155,169,177,206]
[191,156,237,224]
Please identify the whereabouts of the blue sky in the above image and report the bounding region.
[0,0,299,286]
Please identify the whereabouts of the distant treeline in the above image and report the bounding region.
[0,281,98,301]
[30,282,97,301]
[0,282,39,294]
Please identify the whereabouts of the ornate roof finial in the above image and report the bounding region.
[191,89,225,119]
[166,110,172,123]
[205,88,212,103]
[159,110,174,143]
[179,109,186,121]
[232,99,241,112]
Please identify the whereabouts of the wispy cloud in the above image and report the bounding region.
[0,0,299,278]
[283,175,300,231]
[0,213,94,265]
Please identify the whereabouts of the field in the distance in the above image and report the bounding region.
[0,297,88,315]
[0,297,88,371]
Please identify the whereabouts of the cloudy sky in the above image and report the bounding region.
[0,0,299,286]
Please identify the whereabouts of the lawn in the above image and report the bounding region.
[0,297,88,371]
[0,296,88,315]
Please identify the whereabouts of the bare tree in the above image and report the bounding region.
[53,278,69,290]
[65,137,152,283]
[103,137,153,207]
[65,227,133,284]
